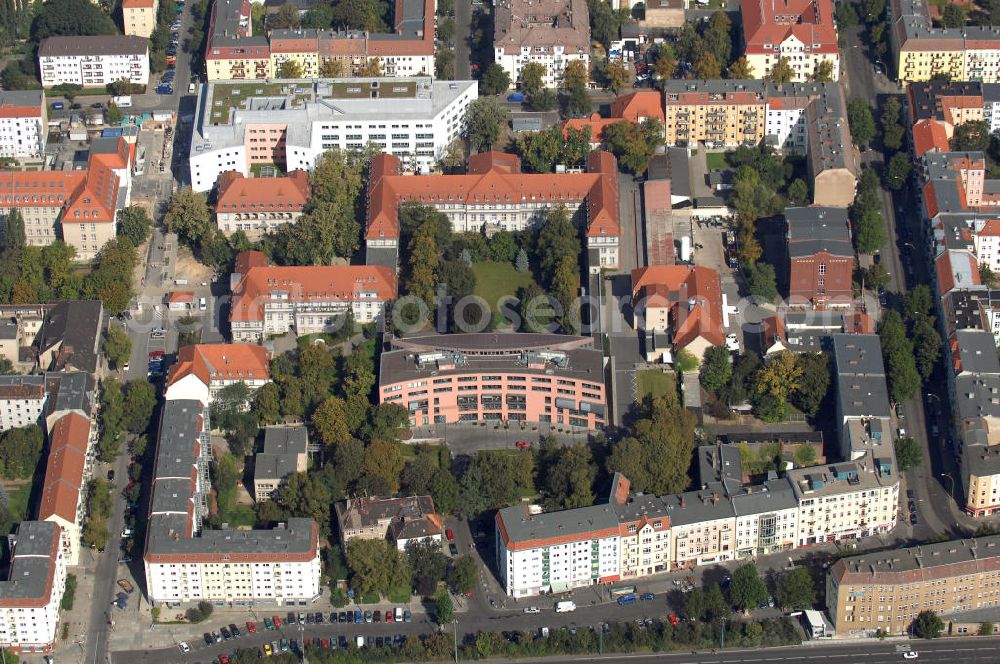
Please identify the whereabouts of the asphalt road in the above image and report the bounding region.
[841,24,970,541]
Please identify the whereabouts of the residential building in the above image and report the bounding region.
[0,91,46,160]
[757,309,875,356]
[189,77,476,191]
[378,333,607,429]
[0,521,66,653]
[0,376,46,432]
[334,495,443,551]
[786,207,853,309]
[35,301,104,374]
[144,399,321,605]
[664,489,737,569]
[630,265,725,359]
[662,81,858,205]
[37,36,149,88]
[562,91,664,147]
[165,344,270,405]
[826,535,1000,636]
[891,0,1000,83]
[907,81,984,137]
[215,170,310,238]
[830,334,893,461]
[122,0,159,38]
[38,411,93,566]
[252,426,309,502]
[493,0,590,90]
[740,0,840,82]
[229,254,397,342]
[205,0,435,81]
[365,150,620,272]
[0,137,131,260]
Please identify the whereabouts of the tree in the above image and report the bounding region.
[729,564,768,612]
[268,2,301,28]
[104,326,131,370]
[693,51,722,79]
[116,206,151,246]
[776,568,816,610]
[252,382,282,425]
[603,60,629,95]
[406,539,449,597]
[606,394,696,495]
[755,350,802,415]
[550,254,579,333]
[277,59,304,78]
[122,380,156,434]
[603,119,663,174]
[700,345,732,396]
[434,588,454,625]
[519,61,546,94]
[448,555,477,595]
[105,102,123,126]
[885,151,912,192]
[847,98,876,148]
[465,98,510,152]
[165,188,213,247]
[528,87,557,112]
[346,537,411,596]
[31,0,116,40]
[905,284,933,320]
[791,352,830,417]
[702,11,733,66]
[331,0,386,32]
[318,58,345,77]
[941,2,966,27]
[435,50,455,80]
[835,1,859,27]
[912,610,944,639]
[854,209,887,255]
[358,57,384,77]
[564,59,589,90]
[912,317,941,380]
[82,517,110,550]
[515,125,563,173]
[542,443,595,510]
[950,119,991,151]
[865,263,891,291]
[744,262,778,301]
[787,178,810,206]
[565,84,591,118]
[895,436,923,471]
[437,17,455,42]
[979,622,994,636]
[428,467,458,515]
[812,59,835,82]
[52,83,83,102]
[727,55,753,79]
[0,425,43,479]
[1,209,25,252]
[879,310,921,402]
[313,396,350,446]
[403,224,438,304]
[360,439,406,495]
[535,205,580,284]
[767,57,795,82]
[479,63,511,95]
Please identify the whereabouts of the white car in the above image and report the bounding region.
[524,606,540,614]
[725,333,740,351]
[902,653,918,660]
[178,642,190,653]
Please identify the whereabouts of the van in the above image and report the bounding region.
[554,601,576,613]
[112,96,132,108]
[355,635,364,648]
[394,607,402,622]
[617,593,637,606]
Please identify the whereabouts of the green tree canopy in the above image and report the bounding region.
[776,567,816,610]
[847,98,876,148]
[728,563,768,612]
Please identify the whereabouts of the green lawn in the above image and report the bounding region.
[637,369,675,401]
[209,82,288,124]
[706,152,729,171]
[8,482,31,521]
[471,262,538,315]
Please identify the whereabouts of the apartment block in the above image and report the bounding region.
[0,522,66,653]
[0,91,46,160]
[334,496,443,551]
[0,376,47,432]
[252,426,308,502]
[38,35,149,88]
[908,81,984,137]
[891,0,1000,83]
[365,150,619,272]
[493,0,591,89]
[122,0,159,38]
[741,0,840,82]
[215,170,310,238]
[205,0,435,81]
[827,535,1000,635]
[630,265,725,360]
[189,77,476,191]
[144,399,321,606]
[663,81,858,206]
[165,344,270,405]
[378,333,607,430]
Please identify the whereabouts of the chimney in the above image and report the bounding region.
[711,492,719,504]
[679,495,686,508]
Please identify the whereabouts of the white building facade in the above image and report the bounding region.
[0,376,46,432]
[0,91,46,160]
[0,522,67,654]
[38,36,149,88]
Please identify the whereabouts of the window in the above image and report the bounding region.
[818,263,826,275]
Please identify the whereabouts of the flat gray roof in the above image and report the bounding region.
[730,477,798,516]
[262,425,308,455]
[786,207,852,259]
[254,453,298,482]
[0,521,58,602]
[497,503,620,545]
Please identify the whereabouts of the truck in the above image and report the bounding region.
[116,579,134,594]
[554,601,576,613]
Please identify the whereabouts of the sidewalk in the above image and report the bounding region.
[53,558,102,664]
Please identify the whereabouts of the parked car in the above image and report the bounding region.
[246,621,256,633]
[515,440,530,449]
[262,644,272,657]
[524,606,540,614]
[230,624,241,637]
[203,633,213,646]
[445,528,455,541]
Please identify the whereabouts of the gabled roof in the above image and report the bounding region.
[936,249,981,296]
[631,265,725,348]
[38,412,90,524]
[912,119,950,158]
[562,91,665,143]
[167,344,270,387]
[741,0,839,54]
[216,170,311,213]
[365,150,620,241]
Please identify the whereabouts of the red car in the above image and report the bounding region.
[385,610,394,623]
[149,350,164,358]
[272,615,281,628]
[515,440,530,449]
[445,528,455,542]
[667,613,679,626]
[246,621,256,633]
[219,656,230,664]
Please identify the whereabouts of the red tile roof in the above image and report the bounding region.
[38,412,90,524]
[365,150,620,241]
[166,291,195,304]
[741,0,839,54]
[216,170,310,213]
[562,91,665,143]
[167,344,270,387]
[913,119,950,158]
[234,250,269,275]
[231,264,398,322]
[630,265,725,349]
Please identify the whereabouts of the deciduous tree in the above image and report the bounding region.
[699,345,732,396]
[729,564,768,612]
[465,97,509,151]
[776,567,816,610]
[479,63,511,95]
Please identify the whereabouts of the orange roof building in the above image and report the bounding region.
[215,170,311,239]
[365,150,620,272]
[229,252,397,342]
[912,119,951,158]
[561,91,664,145]
[741,0,840,82]
[0,90,46,160]
[165,344,270,404]
[38,411,91,566]
[631,265,725,359]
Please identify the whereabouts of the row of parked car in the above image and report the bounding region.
[255,608,413,630]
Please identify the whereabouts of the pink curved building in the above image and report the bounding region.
[378,333,606,429]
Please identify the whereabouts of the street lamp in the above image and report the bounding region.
[940,473,956,500]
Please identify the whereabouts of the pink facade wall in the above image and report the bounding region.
[379,372,606,429]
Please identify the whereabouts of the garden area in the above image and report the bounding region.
[637,369,676,402]
[470,261,538,318]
